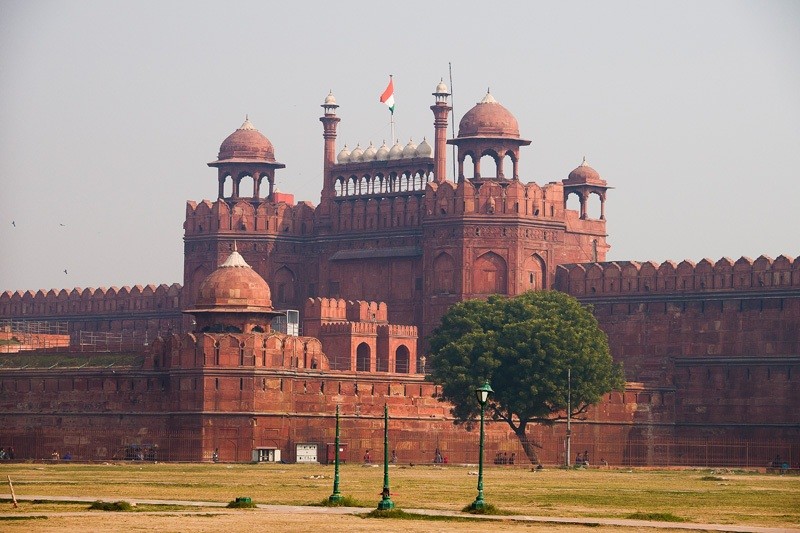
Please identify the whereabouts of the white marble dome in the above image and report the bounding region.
[416,137,432,157]
[388,140,404,160]
[362,142,377,161]
[337,145,351,164]
[376,141,390,161]
[402,138,418,158]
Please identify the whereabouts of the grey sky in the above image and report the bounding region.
[1,0,798,292]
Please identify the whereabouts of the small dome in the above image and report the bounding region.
[434,79,449,94]
[566,157,604,184]
[194,250,273,311]
[416,137,432,157]
[337,144,351,164]
[402,138,418,158]
[457,90,520,138]
[375,141,390,161]
[323,91,337,106]
[388,140,404,160]
[217,117,276,162]
[363,142,377,161]
[350,143,364,163]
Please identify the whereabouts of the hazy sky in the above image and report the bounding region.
[1,0,798,293]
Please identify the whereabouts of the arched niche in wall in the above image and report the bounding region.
[473,252,507,295]
[273,266,296,306]
[523,253,546,291]
[433,252,455,294]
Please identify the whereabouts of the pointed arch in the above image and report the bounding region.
[433,252,456,294]
[473,252,507,295]
[356,342,371,372]
[273,266,296,306]
[522,253,546,290]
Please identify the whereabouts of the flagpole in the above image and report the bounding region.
[449,62,457,181]
[390,113,395,146]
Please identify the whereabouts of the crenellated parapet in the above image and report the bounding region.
[346,300,387,323]
[377,323,418,338]
[319,321,378,336]
[0,283,183,319]
[184,198,316,237]
[423,178,570,221]
[555,255,800,297]
[151,330,328,371]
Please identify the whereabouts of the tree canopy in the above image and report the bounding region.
[427,290,625,464]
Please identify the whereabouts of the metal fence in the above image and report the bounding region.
[1,427,796,469]
[0,319,69,335]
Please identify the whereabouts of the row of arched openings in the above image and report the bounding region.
[356,343,411,373]
[334,171,432,197]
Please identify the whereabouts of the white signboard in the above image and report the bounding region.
[295,443,318,463]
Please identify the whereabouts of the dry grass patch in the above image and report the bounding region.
[1,463,798,529]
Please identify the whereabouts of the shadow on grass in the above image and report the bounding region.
[461,503,513,515]
[362,508,484,522]
[317,495,367,507]
[626,511,685,522]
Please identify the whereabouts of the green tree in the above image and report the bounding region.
[427,290,624,464]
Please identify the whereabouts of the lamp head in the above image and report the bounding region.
[475,381,494,405]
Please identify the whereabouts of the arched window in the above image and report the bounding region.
[356,343,371,372]
[395,345,410,373]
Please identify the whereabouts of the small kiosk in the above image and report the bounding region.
[252,447,281,463]
[295,443,318,463]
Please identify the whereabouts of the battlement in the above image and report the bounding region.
[423,178,575,220]
[150,330,328,371]
[184,198,316,236]
[377,323,418,338]
[304,298,388,323]
[0,283,183,317]
[318,321,378,336]
[555,255,800,297]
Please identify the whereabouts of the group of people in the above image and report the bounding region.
[0,447,15,460]
[362,449,399,463]
[575,450,590,466]
[433,448,446,464]
[770,455,790,473]
[493,452,516,465]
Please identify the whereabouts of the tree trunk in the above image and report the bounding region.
[513,426,541,465]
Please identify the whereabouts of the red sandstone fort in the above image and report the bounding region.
[0,83,797,466]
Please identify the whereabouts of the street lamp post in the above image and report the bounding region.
[470,381,494,511]
[328,405,343,504]
[377,403,395,510]
[566,367,571,468]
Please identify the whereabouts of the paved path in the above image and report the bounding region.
[2,493,798,533]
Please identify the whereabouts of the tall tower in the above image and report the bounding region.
[430,80,451,183]
[319,91,341,200]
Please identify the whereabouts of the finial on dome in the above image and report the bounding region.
[581,156,588,166]
[479,90,497,104]
[239,116,256,130]
[233,240,238,252]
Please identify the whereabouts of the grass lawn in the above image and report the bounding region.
[0,463,798,531]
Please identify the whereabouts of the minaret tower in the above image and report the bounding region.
[320,91,341,201]
[430,80,452,183]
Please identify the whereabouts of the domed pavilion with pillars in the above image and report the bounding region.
[183,245,285,334]
[447,90,531,181]
[208,116,286,200]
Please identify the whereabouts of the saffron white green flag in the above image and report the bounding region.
[379,76,395,114]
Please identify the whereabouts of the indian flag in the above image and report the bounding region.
[379,75,395,114]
